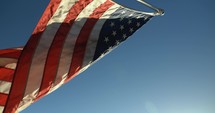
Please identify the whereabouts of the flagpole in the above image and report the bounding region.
[136,0,164,16]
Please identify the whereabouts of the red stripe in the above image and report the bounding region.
[35,0,93,101]
[0,67,14,82]
[0,93,8,106]
[65,0,114,82]
[3,0,61,113]
[0,49,17,54]
[0,49,21,59]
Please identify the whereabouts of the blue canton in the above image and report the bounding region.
[93,7,152,61]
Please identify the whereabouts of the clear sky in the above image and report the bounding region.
[0,0,215,113]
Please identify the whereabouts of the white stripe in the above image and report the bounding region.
[0,106,4,113]
[0,80,11,94]
[82,4,120,69]
[4,63,17,70]
[53,0,107,86]
[20,0,78,108]
[0,58,17,69]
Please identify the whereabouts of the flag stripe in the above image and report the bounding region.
[0,67,14,82]
[0,106,4,113]
[35,0,93,100]
[3,0,62,112]
[82,4,120,68]
[0,93,8,106]
[0,81,11,94]
[0,58,17,69]
[0,49,21,59]
[0,48,20,69]
[0,49,20,55]
[65,0,114,82]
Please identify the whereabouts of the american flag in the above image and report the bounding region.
[0,0,154,112]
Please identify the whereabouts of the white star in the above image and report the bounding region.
[104,37,109,43]
[110,22,115,27]
[129,28,134,33]
[121,11,126,14]
[120,25,124,30]
[123,34,127,39]
[112,31,117,36]
[144,15,149,20]
[129,13,133,17]
[119,17,124,21]
[128,19,132,24]
[115,40,120,45]
[136,22,140,27]
[108,46,112,51]
[136,15,141,19]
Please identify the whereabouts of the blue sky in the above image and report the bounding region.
[0,0,215,113]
